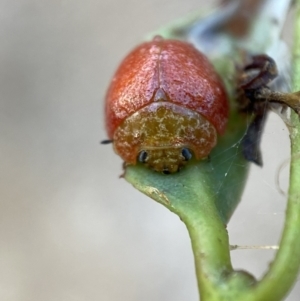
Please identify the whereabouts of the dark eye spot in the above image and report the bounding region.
[162,169,170,175]
[138,150,148,163]
[182,148,192,161]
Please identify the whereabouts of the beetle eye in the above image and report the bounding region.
[182,148,192,161]
[162,169,170,175]
[138,150,148,163]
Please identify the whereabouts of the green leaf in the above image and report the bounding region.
[125,111,249,224]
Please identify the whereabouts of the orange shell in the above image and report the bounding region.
[105,37,229,139]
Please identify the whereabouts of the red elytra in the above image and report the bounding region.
[105,36,229,173]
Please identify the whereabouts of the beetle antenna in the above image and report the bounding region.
[100,139,113,145]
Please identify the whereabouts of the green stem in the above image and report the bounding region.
[184,201,256,300]
[241,3,300,301]
[179,193,233,299]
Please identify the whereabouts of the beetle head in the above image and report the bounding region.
[138,147,193,174]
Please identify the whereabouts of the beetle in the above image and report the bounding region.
[104,36,229,174]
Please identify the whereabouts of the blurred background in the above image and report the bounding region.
[0,0,298,300]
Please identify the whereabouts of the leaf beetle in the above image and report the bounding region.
[104,36,229,173]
